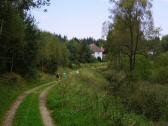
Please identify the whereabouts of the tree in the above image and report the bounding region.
[37,32,69,74]
[0,0,50,76]
[0,0,50,36]
[78,42,93,63]
[161,35,168,52]
[0,2,25,73]
[67,39,80,65]
[107,0,154,78]
[18,16,40,77]
[146,37,161,57]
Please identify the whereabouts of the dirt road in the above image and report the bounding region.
[39,84,57,126]
[2,81,57,126]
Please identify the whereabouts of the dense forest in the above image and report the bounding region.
[0,0,106,78]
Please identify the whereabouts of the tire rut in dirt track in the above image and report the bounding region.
[2,81,56,126]
[2,95,27,126]
[39,84,56,126]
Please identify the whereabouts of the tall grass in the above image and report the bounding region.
[102,67,168,124]
[0,72,55,125]
[14,94,44,126]
[47,69,153,126]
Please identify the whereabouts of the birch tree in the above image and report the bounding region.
[108,0,154,78]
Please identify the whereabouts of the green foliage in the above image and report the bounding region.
[127,82,168,122]
[67,39,80,65]
[0,0,98,77]
[150,53,168,84]
[0,73,54,125]
[103,65,168,124]
[17,16,39,77]
[67,39,94,66]
[135,55,151,80]
[0,80,24,125]
[161,35,168,52]
[107,0,155,79]
[0,2,25,74]
[37,32,69,74]
[0,1,41,77]
[107,55,151,81]
[150,67,168,84]
[78,42,93,63]
[1,72,25,85]
[103,69,168,123]
[146,37,161,56]
[14,95,44,126]
[47,69,152,126]
[0,0,51,77]
[154,52,168,67]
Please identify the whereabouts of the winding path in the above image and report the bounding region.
[39,84,57,126]
[2,81,57,126]
[2,95,27,126]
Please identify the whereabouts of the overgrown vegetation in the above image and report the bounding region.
[1,0,168,125]
[101,1,168,124]
[102,46,168,124]
[0,1,104,124]
[47,69,153,126]
[14,94,44,126]
[0,73,54,125]
[0,1,102,79]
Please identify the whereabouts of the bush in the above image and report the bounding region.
[48,69,153,126]
[150,53,168,84]
[127,82,168,121]
[150,67,168,84]
[70,63,79,70]
[1,73,25,85]
[154,53,168,67]
[102,70,127,96]
[135,55,151,80]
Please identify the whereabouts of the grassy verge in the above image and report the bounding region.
[0,72,55,125]
[14,78,57,126]
[0,83,23,124]
[80,62,108,70]
[47,69,153,126]
[14,94,44,126]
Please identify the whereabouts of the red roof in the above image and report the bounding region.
[89,44,103,52]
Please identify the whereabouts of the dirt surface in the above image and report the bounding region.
[2,95,27,126]
[39,84,56,126]
[2,81,56,126]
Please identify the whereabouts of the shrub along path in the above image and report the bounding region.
[2,81,57,126]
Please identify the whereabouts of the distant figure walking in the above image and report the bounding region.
[56,73,60,80]
[63,72,67,80]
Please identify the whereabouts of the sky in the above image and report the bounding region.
[31,0,168,40]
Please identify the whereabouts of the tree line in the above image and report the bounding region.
[105,0,168,81]
[0,1,105,78]
[102,0,168,123]
[0,0,51,77]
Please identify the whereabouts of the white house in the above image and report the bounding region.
[89,43,104,60]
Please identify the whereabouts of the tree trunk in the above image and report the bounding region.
[129,55,133,73]
[132,29,140,77]
[41,58,44,72]
[0,19,4,37]
[129,24,135,78]
[10,55,14,72]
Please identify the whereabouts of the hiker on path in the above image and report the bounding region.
[56,72,60,80]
